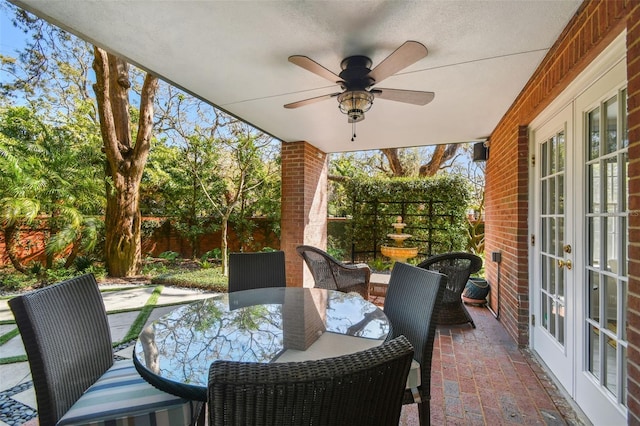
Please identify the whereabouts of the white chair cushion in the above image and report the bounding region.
[406,359,421,389]
[58,360,201,426]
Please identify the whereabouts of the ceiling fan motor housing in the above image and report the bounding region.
[339,55,375,90]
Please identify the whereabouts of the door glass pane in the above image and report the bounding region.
[605,97,618,154]
[557,217,564,257]
[558,174,564,214]
[605,157,618,213]
[549,257,556,294]
[550,176,556,214]
[558,130,566,171]
[542,294,549,328]
[621,152,628,212]
[589,325,600,380]
[605,217,618,272]
[550,218,556,257]
[550,300,557,336]
[588,163,601,213]
[550,135,556,173]
[622,281,628,339]
[604,276,617,331]
[541,217,547,252]
[604,334,617,396]
[621,89,628,149]
[622,346,628,404]
[589,271,600,321]
[542,180,548,214]
[588,217,600,268]
[557,302,565,345]
[542,141,549,176]
[621,217,627,276]
[589,107,601,160]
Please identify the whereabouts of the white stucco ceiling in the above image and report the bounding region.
[12,0,582,153]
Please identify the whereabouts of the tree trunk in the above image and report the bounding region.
[381,148,406,176]
[419,144,459,177]
[3,226,27,273]
[93,47,158,277]
[221,214,230,276]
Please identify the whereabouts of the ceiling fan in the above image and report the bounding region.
[284,41,434,139]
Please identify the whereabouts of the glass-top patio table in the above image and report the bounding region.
[133,287,390,401]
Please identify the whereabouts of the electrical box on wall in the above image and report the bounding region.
[491,251,502,263]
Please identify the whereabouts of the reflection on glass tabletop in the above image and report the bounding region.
[134,287,389,393]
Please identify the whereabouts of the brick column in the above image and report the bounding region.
[280,141,328,287]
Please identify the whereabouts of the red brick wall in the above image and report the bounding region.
[486,0,637,345]
[486,0,640,421]
[280,141,328,287]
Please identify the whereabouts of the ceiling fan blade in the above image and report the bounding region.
[368,41,428,84]
[284,92,341,109]
[288,55,341,83]
[373,88,434,105]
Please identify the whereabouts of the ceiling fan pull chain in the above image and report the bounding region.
[351,122,356,141]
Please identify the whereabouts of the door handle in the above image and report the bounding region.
[557,259,572,270]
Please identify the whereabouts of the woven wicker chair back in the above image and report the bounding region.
[9,274,113,425]
[208,335,414,426]
[296,245,370,298]
[228,251,286,293]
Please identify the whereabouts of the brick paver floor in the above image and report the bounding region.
[369,296,588,425]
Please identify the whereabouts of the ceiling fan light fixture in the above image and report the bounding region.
[337,90,374,122]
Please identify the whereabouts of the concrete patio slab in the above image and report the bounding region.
[107,311,141,343]
[0,333,25,358]
[155,286,217,305]
[100,286,155,311]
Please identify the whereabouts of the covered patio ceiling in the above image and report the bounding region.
[13,0,582,154]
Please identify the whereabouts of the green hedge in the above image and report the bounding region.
[342,175,470,263]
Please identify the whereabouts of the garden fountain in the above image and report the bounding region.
[380,216,419,263]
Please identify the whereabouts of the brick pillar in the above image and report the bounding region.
[280,141,328,287]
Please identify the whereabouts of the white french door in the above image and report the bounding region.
[532,103,574,390]
[530,45,628,425]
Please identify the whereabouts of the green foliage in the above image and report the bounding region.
[343,175,471,262]
[0,271,38,291]
[158,251,180,261]
[367,258,393,272]
[326,245,346,260]
[201,249,222,261]
[152,268,228,292]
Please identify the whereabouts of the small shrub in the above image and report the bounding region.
[158,251,180,261]
[0,272,37,291]
[327,246,346,260]
[74,256,93,272]
[200,249,221,261]
[368,258,392,272]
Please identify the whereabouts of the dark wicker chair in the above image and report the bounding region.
[296,245,371,298]
[417,252,483,328]
[9,274,203,426]
[228,250,286,293]
[383,262,446,426]
[207,335,414,426]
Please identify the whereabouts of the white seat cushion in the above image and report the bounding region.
[58,360,202,426]
[406,359,421,389]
